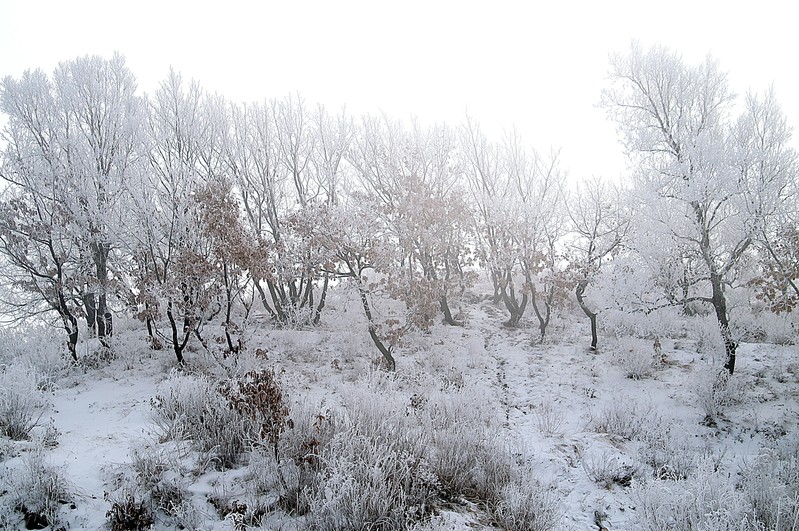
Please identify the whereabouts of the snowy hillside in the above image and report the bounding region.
[1,286,797,530]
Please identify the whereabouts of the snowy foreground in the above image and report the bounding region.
[1,292,797,530]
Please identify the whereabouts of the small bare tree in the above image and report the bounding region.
[567,178,628,351]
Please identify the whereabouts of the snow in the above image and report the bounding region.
[1,287,797,530]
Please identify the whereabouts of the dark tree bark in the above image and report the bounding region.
[91,241,112,348]
[710,272,737,374]
[439,294,463,327]
[313,273,329,325]
[166,301,190,364]
[82,292,97,337]
[357,284,395,371]
[145,313,162,350]
[530,285,553,343]
[499,270,528,327]
[576,279,598,351]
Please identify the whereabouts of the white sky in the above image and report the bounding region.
[1,0,797,181]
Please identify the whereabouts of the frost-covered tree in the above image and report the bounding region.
[462,119,568,333]
[127,70,223,363]
[0,54,141,357]
[737,90,799,315]
[294,200,400,369]
[603,43,797,374]
[52,54,142,342]
[348,116,474,329]
[224,97,346,326]
[566,177,628,351]
[749,224,799,314]
[503,132,569,340]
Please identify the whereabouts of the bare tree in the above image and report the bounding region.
[294,200,399,370]
[0,123,82,358]
[349,116,474,329]
[224,97,342,326]
[567,177,628,351]
[602,43,797,374]
[0,55,141,357]
[462,119,568,332]
[127,70,222,363]
[52,53,142,343]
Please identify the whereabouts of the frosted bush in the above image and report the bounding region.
[418,386,513,502]
[741,431,799,530]
[0,363,47,439]
[262,373,553,529]
[590,399,660,441]
[490,473,561,531]
[631,460,751,531]
[581,450,642,488]
[105,489,155,531]
[639,428,698,480]
[9,445,72,529]
[604,308,685,340]
[306,429,438,530]
[730,308,798,346]
[306,382,439,527]
[692,315,726,358]
[535,399,565,437]
[150,371,253,468]
[294,374,530,528]
[0,326,66,371]
[696,368,745,425]
[612,337,659,380]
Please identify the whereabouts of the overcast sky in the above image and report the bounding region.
[1,0,797,181]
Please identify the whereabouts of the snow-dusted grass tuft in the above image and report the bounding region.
[630,459,752,531]
[419,385,513,502]
[581,450,642,489]
[741,430,799,530]
[696,368,745,425]
[490,473,561,531]
[149,371,255,469]
[730,307,798,346]
[639,429,698,480]
[280,373,553,529]
[303,379,439,528]
[0,363,47,440]
[7,445,72,529]
[589,398,659,442]
[604,308,685,340]
[307,428,439,530]
[612,337,659,380]
[692,316,726,358]
[534,399,565,437]
[105,490,155,531]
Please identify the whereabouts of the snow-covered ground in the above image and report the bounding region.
[1,288,797,530]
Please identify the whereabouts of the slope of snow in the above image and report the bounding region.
[0,290,797,530]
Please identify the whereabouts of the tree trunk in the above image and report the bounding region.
[500,271,527,327]
[222,263,240,355]
[166,302,187,364]
[92,242,112,347]
[145,315,162,350]
[530,285,552,343]
[439,294,463,326]
[63,314,79,362]
[55,274,79,361]
[576,280,598,351]
[254,281,279,322]
[710,272,736,375]
[490,269,502,303]
[357,283,395,371]
[313,273,329,325]
[82,292,97,337]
